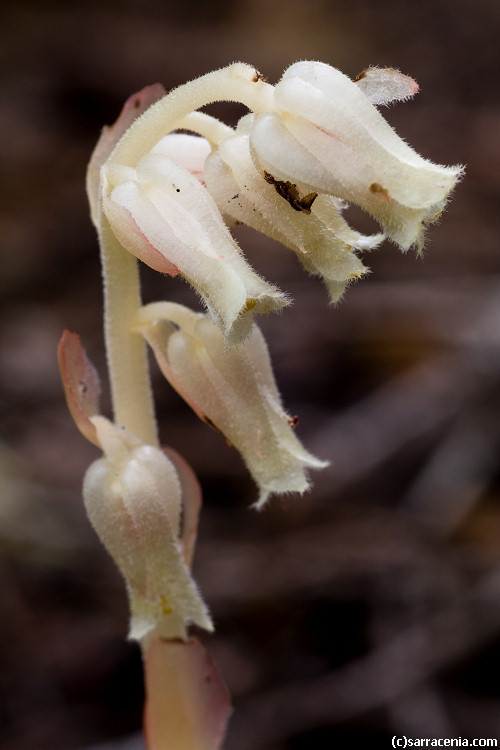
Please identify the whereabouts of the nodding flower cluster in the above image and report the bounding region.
[60,61,462,644]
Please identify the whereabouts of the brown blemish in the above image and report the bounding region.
[354,67,399,83]
[252,69,269,83]
[287,415,299,429]
[369,182,390,201]
[354,69,368,82]
[264,172,318,213]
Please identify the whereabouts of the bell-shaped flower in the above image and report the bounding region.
[204,117,384,302]
[99,121,287,344]
[83,417,212,641]
[134,302,328,509]
[58,330,212,642]
[248,61,463,251]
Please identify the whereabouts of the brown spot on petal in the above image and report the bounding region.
[369,182,391,201]
[355,66,400,82]
[264,172,318,213]
[252,69,268,83]
[287,415,299,429]
[354,70,368,82]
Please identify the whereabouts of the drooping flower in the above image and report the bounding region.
[89,89,288,345]
[248,61,463,251]
[101,150,287,344]
[204,114,384,302]
[134,302,328,509]
[58,331,212,641]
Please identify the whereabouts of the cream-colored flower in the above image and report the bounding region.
[149,131,211,184]
[83,417,212,641]
[135,302,328,509]
[101,139,287,345]
[249,61,463,251]
[204,116,383,302]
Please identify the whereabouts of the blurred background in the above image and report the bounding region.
[1,0,500,747]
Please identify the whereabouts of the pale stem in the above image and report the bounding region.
[97,65,275,443]
[108,63,275,168]
[99,214,158,445]
[177,111,234,148]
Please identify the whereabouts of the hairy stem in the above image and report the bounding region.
[108,63,275,168]
[99,214,158,445]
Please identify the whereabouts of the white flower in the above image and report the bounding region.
[135,302,328,509]
[83,417,212,642]
[149,131,211,184]
[101,137,288,344]
[204,116,383,302]
[248,61,463,251]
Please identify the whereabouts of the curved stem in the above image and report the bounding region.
[98,64,276,444]
[177,111,234,149]
[108,63,275,168]
[99,214,158,445]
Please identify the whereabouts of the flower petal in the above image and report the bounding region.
[102,177,181,275]
[150,132,211,183]
[205,130,377,301]
[104,155,288,343]
[135,303,327,508]
[84,417,213,641]
[277,61,428,168]
[249,61,462,249]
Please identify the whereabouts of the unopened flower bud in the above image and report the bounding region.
[83,416,213,641]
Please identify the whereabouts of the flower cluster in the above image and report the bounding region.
[100,61,461,334]
[61,61,461,648]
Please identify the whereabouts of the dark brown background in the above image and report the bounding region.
[1,0,500,748]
